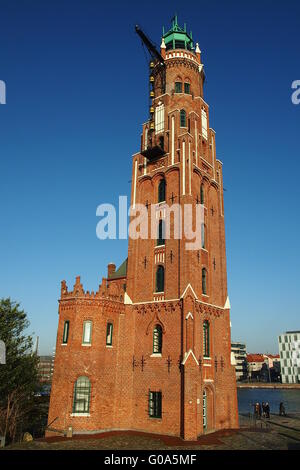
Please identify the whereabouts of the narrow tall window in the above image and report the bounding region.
[200,183,205,205]
[201,223,206,249]
[158,179,166,203]
[184,82,191,94]
[202,268,207,295]
[156,265,165,292]
[62,320,69,344]
[82,320,92,345]
[72,376,91,414]
[155,104,165,134]
[180,109,186,127]
[157,219,165,246]
[149,391,162,418]
[203,320,210,357]
[106,322,113,346]
[175,82,182,93]
[153,325,162,354]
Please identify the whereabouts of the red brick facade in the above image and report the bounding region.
[47,24,238,441]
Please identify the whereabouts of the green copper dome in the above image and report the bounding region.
[162,15,194,52]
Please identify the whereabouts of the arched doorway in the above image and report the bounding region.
[202,386,215,433]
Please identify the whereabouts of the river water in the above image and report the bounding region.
[237,388,300,415]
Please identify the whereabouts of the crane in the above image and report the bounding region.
[135,25,165,65]
[135,25,166,160]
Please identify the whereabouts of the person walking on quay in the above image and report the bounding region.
[262,402,266,418]
[279,402,286,416]
[258,402,262,418]
[265,402,270,418]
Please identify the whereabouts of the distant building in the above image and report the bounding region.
[278,331,300,384]
[247,353,281,382]
[37,355,54,383]
[231,342,247,381]
[247,354,265,380]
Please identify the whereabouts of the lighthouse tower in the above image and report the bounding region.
[47,17,238,441]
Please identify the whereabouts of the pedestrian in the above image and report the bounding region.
[258,402,262,418]
[265,402,270,418]
[262,402,266,418]
[279,402,286,416]
[255,402,260,418]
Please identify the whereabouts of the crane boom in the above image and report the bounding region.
[135,25,165,64]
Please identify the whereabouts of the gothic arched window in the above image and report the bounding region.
[175,81,182,93]
[184,82,191,94]
[156,265,165,292]
[72,376,91,414]
[200,183,205,205]
[158,179,166,203]
[180,109,186,127]
[153,324,162,354]
[202,268,207,295]
[157,219,165,246]
[201,223,206,249]
[203,321,210,357]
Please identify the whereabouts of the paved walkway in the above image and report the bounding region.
[3,414,300,450]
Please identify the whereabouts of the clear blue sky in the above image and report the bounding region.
[0,0,299,355]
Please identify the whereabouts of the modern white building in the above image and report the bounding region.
[231,342,247,381]
[278,331,300,384]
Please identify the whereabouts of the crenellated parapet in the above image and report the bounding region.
[60,275,125,303]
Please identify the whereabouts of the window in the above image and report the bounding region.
[153,325,162,354]
[203,320,210,357]
[156,265,165,292]
[202,268,207,295]
[149,391,162,418]
[62,320,69,344]
[184,82,191,94]
[72,376,91,414]
[82,320,92,345]
[201,223,206,249]
[175,40,185,49]
[200,184,205,205]
[175,82,182,93]
[155,104,165,134]
[158,179,166,203]
[106,322,113,346]
[157,219,165,246]
[201,108,208,140]
[180,109,186,127]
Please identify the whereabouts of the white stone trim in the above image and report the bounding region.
[124,292,133,305]
[196,299,225,310]
[182,140,186,195]
[224,296,231,309]
[171,115,175,165]
[186,312,194,320]
[181,283,198,300]
[182,349,199,366]
[189,141,191,195]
